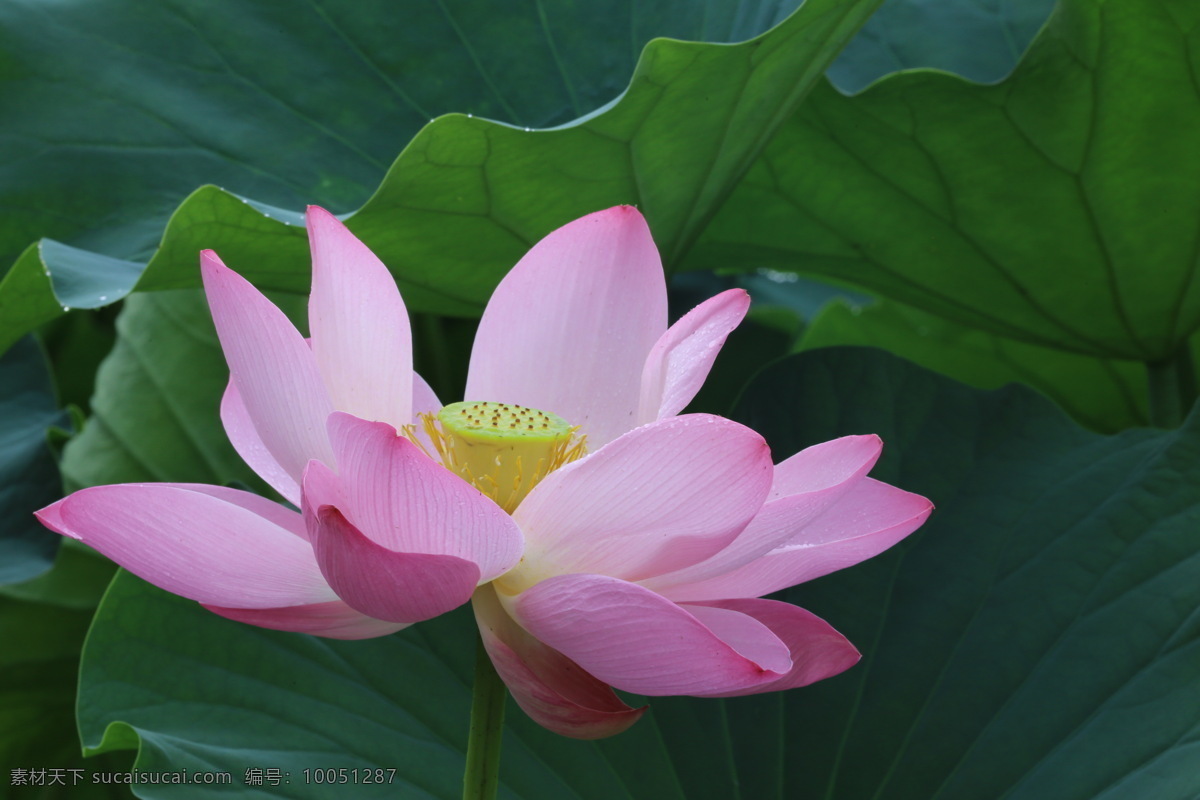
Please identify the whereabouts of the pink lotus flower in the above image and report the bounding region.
[36,206,931,738]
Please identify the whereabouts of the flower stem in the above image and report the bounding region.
[462,632,506,800]
[1146,343,1197,428]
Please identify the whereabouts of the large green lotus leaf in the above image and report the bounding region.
[0,0,885,353]
[0,335,70,584]
[692,0,1200,362]
[75,348,1199,798]
[799,298,1149,432]
[827,0,1054,91]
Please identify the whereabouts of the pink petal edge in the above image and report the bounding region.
[507,414,772,587]
[205,600,408,640]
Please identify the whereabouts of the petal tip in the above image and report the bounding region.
[578,204,650,234]
[199,249,227,275]
[305,204,341,228]
[34,499,76,539]
[724,287,752,308]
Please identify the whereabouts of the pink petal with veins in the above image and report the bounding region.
[662,478,933,603]
[41,484,331,608]
[511,414,772,584]
[645,435,882,593]
[307,207,413,430]
[466,206,667,448]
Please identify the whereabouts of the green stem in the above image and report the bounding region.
[1146,343,1197,428]
[462,632,506,800]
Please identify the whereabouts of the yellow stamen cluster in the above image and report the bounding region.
[403,401,587,513]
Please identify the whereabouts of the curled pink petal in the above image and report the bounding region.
[465,206,668,448]
[508,574,787,697]
[508,414,772,586]
[638,288,750,424]
[205,600,408,640]
[220,380,301,506]
[201,250,335,484]
[40,484,333,609]
[662,478,933,603]
[687,599,860,697]
[306,505,480,623]
[324,413,523,581]
[307,207,413,431]
[473,585,644,740]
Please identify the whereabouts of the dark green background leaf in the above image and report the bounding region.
[799,299,1149,432]
[0,544,127,798]
[827,0,1054,91]
[75,349,1200,798]
[0,336,69,584]
[1,543,115,611]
